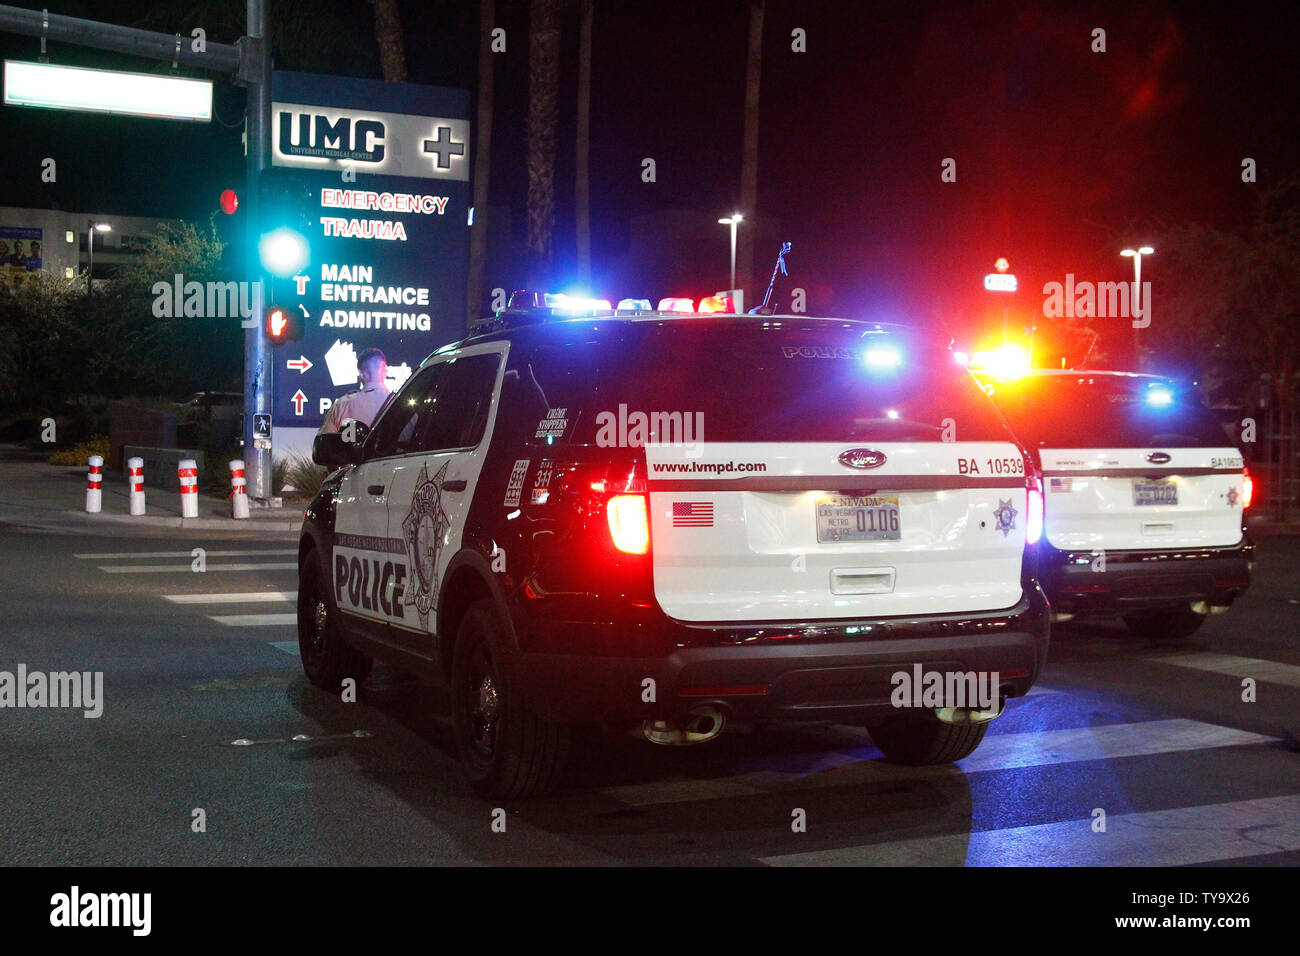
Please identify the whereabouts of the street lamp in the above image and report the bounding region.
[718,213,743,296]
[87,221,111,294]
[1120,245,1154,370]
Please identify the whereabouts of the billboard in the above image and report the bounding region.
[0,225,43,289]
[268,71,470,436]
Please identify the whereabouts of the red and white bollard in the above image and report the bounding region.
[229,459,249,519]
[127,456,146,515]
[178,458,199,518]
[85,455,103,513]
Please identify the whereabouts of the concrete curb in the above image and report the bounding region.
[75,510,303,532]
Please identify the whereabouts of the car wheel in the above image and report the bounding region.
[298,552,373,689]
[451,599,569,798]
[1123,608,1206,641]
[865,712,989,765]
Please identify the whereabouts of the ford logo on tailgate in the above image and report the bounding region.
[1146,451,1172,464]
[839,448,887,470]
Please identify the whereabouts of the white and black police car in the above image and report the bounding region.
[300,293,1051,797]
[975,369,1253,640]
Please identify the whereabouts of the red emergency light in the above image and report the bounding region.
[697,294,735,313]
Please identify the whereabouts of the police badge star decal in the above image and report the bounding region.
[401,461,451,629]
[993,498,1019,537]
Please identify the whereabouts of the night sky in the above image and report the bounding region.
[1,0,1296,354]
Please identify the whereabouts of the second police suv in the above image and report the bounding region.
[973,369,1253,640]
[300,294,1051,797]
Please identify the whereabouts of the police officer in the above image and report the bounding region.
[319,347,392,434]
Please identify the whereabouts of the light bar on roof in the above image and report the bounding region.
[657,297,695,313]
[544,293,611,313]
[617,298,652,311]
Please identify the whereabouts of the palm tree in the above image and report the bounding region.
[466,0,497,329]
[367,0,408,82]
[736,0,765,305]
[575,0,594,285]
[526,0,562,286]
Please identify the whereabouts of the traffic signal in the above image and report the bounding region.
[266,304,302,345]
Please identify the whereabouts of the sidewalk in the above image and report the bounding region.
[0,444,303,534]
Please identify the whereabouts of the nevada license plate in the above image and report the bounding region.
[816,495,901,542]
[1134,478,1178,506]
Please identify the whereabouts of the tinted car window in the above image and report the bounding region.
[418,352,502,451]
[367,366,439,458]
[498,322,1011,445]
[982,374,1232,448]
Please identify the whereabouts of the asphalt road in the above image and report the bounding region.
[2,517,1298,867]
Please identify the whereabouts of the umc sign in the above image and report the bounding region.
[272,102,469,182]
[267,72,470,460]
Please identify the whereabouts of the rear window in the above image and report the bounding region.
[982,374,1233,448]
[497,321,1013,445]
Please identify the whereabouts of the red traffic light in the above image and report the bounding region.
[266,305,302,345]
[267,307,288,339]
[220,189,239,215]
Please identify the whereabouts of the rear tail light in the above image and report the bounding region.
[1026,480,1044,545]
[607,494,650,554]
[1242,469,1254,510]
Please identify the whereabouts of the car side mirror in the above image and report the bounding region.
[313,421,369,467]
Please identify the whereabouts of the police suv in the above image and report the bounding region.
[975,370,1253,640]
[300,298,1051,797]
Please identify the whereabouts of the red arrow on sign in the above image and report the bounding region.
[286,355,313,373]
[291,390,307,415]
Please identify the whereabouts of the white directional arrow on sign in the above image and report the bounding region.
[286,355,313,373]
[291,390,307,415]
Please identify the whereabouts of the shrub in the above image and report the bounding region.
[48,436,110,465]
[282,453,326,501]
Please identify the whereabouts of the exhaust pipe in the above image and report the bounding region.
[642,704,727,746]
[936,697,1006,725]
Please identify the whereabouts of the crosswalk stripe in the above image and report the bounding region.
[99,562,298,573]
[959,718,1273,773]
[1144,652,1300,689]
[759,793,1300,866]
[164,592,296,604]
[600,718,1275,807]
[209,613,297,626]
[76,549,297,559]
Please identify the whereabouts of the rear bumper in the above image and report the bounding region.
[1040,534,1254,615]
[511,584,1050,723]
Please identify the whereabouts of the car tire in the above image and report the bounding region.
[865,713,989,765]
[1123,608,1206,642]
[298,552,373,690]
[451,599,569,799]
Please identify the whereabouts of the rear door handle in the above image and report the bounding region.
[443,480,467,492]
[367,484,385,495]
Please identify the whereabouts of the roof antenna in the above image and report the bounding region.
[751,241,791,315]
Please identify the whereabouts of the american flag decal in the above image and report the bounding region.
[672,501,714,527]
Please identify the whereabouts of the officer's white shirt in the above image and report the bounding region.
[320,383,391,434]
